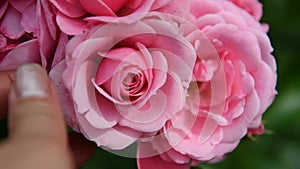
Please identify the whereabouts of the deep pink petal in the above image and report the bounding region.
[56,12,87,35]
[37,0,56,68]
[9,0,34,12]
[51,32,69,68]
[229,0,263,21]
[49,0,86,17]
[0,39,40,71]
[80,0,115,16]
[0,6,25,39]
[41,0,59,40]
[151,0,172,10]
[0,1,8,20]
[0,34,6,48]
[21,1,37,34]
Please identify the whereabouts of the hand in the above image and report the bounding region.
[0,64,95,169]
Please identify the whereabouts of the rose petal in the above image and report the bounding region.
[222,90,260,143]
[77,111,141,150]
[37,0,57,68]
[51,32,69,68]
[80,0,116,16]
[95,47,138,85]
[56,12,87,35]
[137,142,190,169]
[86,0,155,23]
[249,61,277,128]
[21,1,37,34]
[0,6,25,39]
[206,24,262,71]
[157,0,191,19]
[0,1,8,20]
[41,0,59,40]
[0,39,40,71]
[9,0,34,12]
[49,0,86,17]
[151,0,172,10]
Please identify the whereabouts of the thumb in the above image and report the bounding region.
[2,64,74,169]
[8,64,67,144]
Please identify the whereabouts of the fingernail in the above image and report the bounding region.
[15,64,49,98]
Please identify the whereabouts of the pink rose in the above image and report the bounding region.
[49,0,190,35]
[138,0,277,168]
[228,0,263,21]
[50,13,197,150]
[0,0,68,71]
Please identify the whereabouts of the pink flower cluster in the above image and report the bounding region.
[0,0,277,168]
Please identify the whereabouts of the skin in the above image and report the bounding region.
[0,64,95,169]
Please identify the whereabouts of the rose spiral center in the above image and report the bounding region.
[122,71,147,101]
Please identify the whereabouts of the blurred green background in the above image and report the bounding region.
[80,0,300,168]
[1,0,299,169]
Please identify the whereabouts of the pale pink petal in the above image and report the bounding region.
[249,61,277,128]
[222,90,260,143]
[117,90,169,132]
[194,14,225,30]
[253,31,276,71]
[0,6,25,39]
[150,134,191,164]
[190,0,223,18]
[76,111,141,149]
[206,24,262,71]
[92,125,141,149]
[72,61,119,129]
[207,141,239,160]
[137,142,190,169]
[165,115,223,160]
[157,0,191,19]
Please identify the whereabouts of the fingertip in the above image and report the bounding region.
[15,64,50,99]
[8,63,67,145]
[0,70,15,120]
